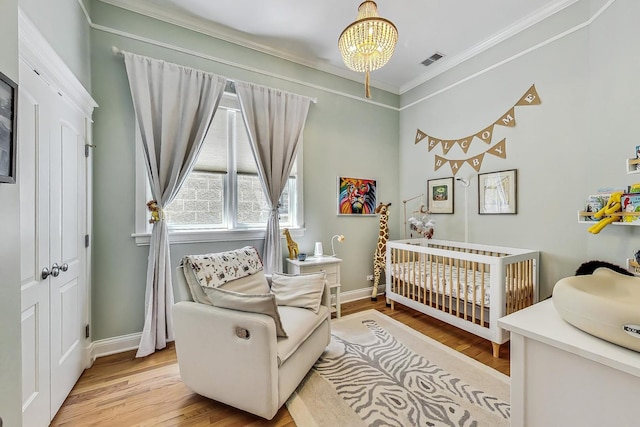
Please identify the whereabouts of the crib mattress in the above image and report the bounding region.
[390,262,492,307]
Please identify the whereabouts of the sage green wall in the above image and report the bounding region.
[0,1,21,425]
[399,0,640,298]
[89,2,399,340]
[19,0,92,87]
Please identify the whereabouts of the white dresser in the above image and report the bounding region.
[286,256,342,318]
[498,299,640,427]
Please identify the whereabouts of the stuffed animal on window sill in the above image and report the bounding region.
[587,191,623,234]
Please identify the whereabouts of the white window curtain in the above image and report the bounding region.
[123,51,227,357]
[235,82,312,274]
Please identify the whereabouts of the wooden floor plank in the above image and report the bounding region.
[51,298,509,426]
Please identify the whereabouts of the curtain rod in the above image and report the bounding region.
[111,46,318,104]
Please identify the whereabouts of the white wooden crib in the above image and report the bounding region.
[385,238,539,357]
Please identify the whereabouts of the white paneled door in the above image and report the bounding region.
[19,57,88,426]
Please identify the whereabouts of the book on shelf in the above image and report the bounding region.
[628,183,640,193]
[584,194,605,221]
[621,193,640,223]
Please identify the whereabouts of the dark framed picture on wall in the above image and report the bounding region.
[478,169,518,214]
[0,71,17,184]
[337,176,377,215]
[427,177,454,214]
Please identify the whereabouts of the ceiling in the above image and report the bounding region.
[109,0,573,94]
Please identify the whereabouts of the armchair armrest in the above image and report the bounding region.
[172,301,280,419]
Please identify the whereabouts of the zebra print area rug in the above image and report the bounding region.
[286,310,509,427]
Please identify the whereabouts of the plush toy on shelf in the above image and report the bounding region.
[587,191,623,234]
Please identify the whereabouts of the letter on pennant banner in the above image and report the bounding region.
[457,138,472,153]
[516,84,542,106]
[487,138,507,159]
[442,140,455,155]
[434,155,447,171]
[496,107,516,127]
[415,129,428,144]
[449,159,463,175]
[476,124,494,144]
[428,138,441,152]
[467,153,485,172]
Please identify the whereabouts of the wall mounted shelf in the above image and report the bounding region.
[578,211,640,225]
[627,158,640,174]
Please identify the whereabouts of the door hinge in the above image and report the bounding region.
[85,324,90,338]
[85,144,96,157]
[85,234,90,248]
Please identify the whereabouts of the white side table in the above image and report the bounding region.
[286,256,342,318]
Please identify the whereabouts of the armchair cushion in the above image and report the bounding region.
[206,287,288,337]
[276,305,330,366]
[270,272,326,314]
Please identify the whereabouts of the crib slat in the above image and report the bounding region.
[480,263,485,325]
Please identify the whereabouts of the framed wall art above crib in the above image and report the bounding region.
[427,177,454,214]
[478,169,517,214]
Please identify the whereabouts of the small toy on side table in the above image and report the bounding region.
[283,228,299,260]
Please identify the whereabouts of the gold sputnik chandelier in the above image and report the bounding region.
[338,1,398,98]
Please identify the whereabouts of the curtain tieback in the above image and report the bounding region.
[146,200,165,224]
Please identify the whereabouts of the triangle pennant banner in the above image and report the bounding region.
[415,129,428,144]
[466,153,485,172]
[434,155,447,171]
[441,140,456,155]
[427,137,441,152]
[486,138,507,159]
[418,85,540,171]
[475,124,494,144]
[496,107,516,127]
[449,159,464,176]
[516,84,542,106]
[456,138,473,154]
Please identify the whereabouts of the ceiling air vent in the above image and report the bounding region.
[421,52,444,67]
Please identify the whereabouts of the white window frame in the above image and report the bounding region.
[131,96,305,246]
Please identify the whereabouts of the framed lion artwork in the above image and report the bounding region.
[337,176,377,216]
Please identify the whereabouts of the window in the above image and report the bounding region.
[133,92,303,245]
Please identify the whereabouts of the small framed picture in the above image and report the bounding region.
[0,71,17,184]
[427,177,454,214]
[337,176,377,215]
[478,169,517,214]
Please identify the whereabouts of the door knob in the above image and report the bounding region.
[60,263,69,272]
[41,267,50,280]
[50,263,60,277]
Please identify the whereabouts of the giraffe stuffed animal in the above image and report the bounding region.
[372,202,391,300]
[283,228,299,260]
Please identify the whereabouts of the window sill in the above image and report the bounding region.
[132,227,306,246]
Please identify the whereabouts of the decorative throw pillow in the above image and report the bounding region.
[183,246,264,289]
[205,287,288,337]
[270,272,326,314]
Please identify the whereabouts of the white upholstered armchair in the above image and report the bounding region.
[172,247,331,420]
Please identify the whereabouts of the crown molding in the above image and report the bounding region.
[95,0,599,97]
[96,0,399,94]
[399,0,580,94]
[18,9,98,117]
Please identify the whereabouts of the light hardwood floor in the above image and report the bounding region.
[51,298,510,426]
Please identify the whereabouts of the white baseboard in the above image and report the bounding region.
[340,284,386,304]
[88,332,142,364]
[86,285,386,361]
